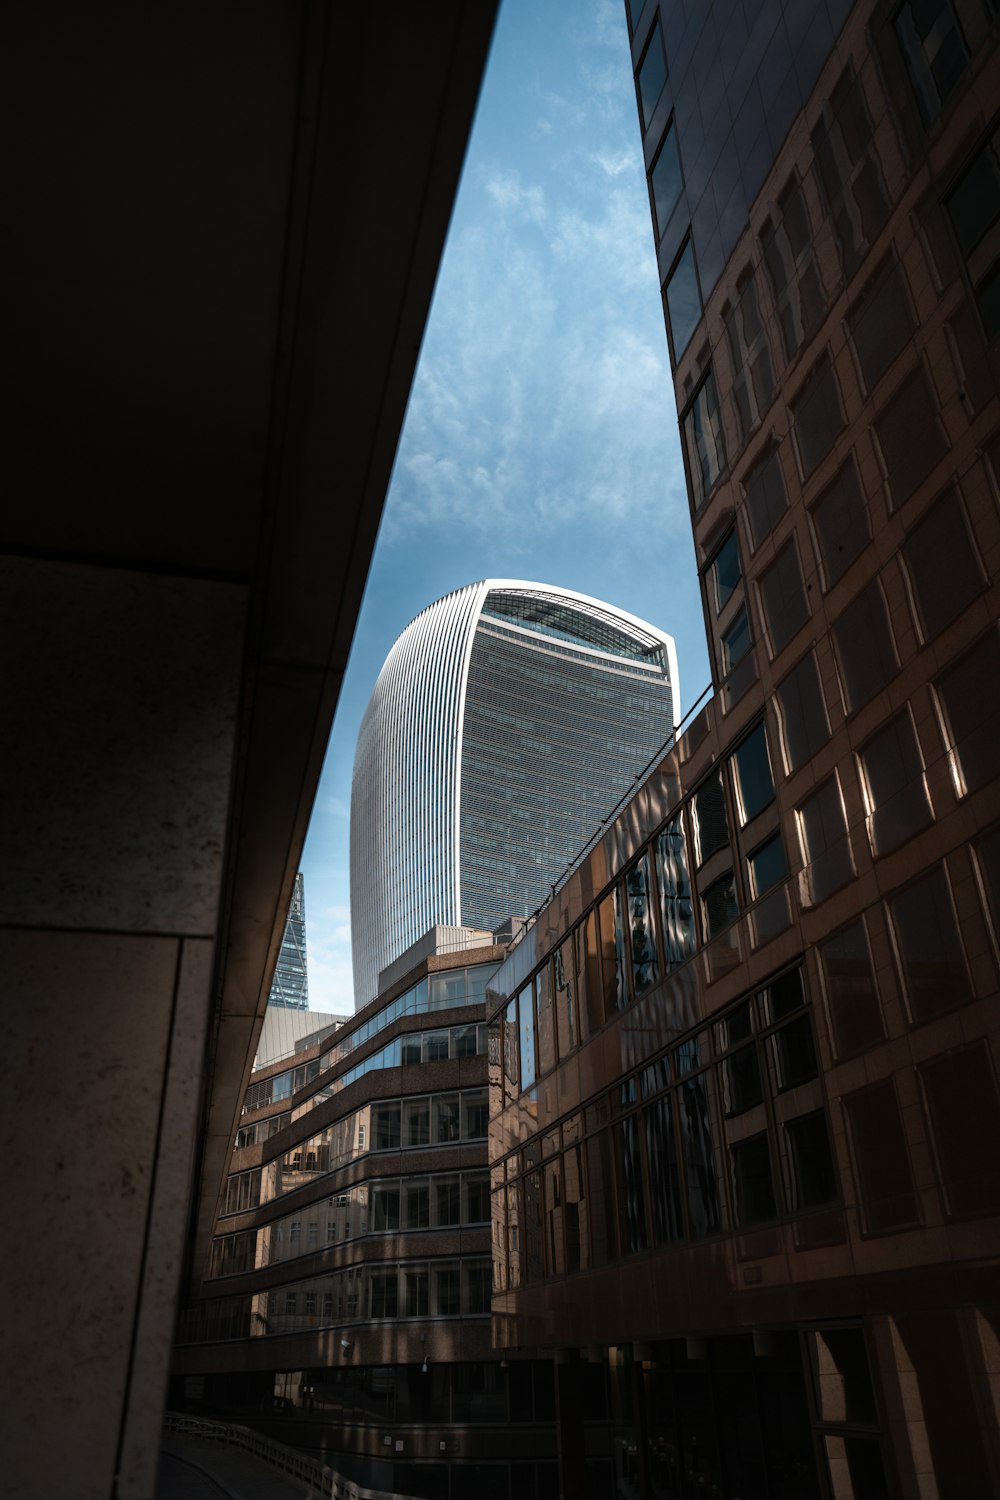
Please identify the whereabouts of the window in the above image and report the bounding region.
[831,579,899,713]
[919,1042,1000,1217]
[372,1181,400,1232]
[894,0,969,125]
[797,775,855,906]
[775,650,831,774]
[553,938,577,1060]
[902,488,984,641]
[462,1088,489,1139]
[535,966,555,1075]
[757,539,810,656]
[748,833,788,898]
[945,123,1000,338]
[742,445,788,550]
[810,457,871,588]
[725,267,775,441]
[665,239,702,361]
[625,852,659,995]
[731,722,775,824]
[873,365,948,510]
[760,177,827,360]
[888,862,971,1021]
[858,710,932,854]
[843,1080,920,1233]
[702,871,739,938]
[812,66,890,278]
[721,608,751,672]
[649,123,683,237]
[848,256,914,392]
[373,1101,401,1151]
[655,816,696,966]
[518,985,536,1091]
[935,628,1000,795]
[402,1096,430,1148]
[433,1093,461,1143]
[434,1175,462,1227]
[683,369,726,507]
[710,530,741,611]
[692,769,729,863]
[792,353,846,479]
[404,1179,429,1229]
[731,1133,776,1225]
[637,19,668,130]
[784,1112,837,1210]
[818,918,884,1057]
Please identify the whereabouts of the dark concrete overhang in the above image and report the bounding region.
[3,0,497,1293]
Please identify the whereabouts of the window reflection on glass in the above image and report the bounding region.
[702,871,739,938]
[518,984,537,1091]
[692,769,729,864]
[722,608,751,673]
[894,0,969,124]
[655,816,696,966]
[626,852,659,994]
[650,122,683,237]
[554,937,577,1059]
[575,909,603,1038]
[644,1096,684,1243]
[858,710,932,855]
[599,889,627,1012]
[683,368,727,508]
[721,1042,763,1116]
[742,444,788,551]
[637,19,668,129]
[679,1073,722,1236]
[503,997,519,1104]
[732,722,775,825]
[535,964,555,1075]
[768,1016,818,1091]
[888,861,971,1022]
[748,833,788,898]
[665,238,703,361]
[614,1116,648,1253]
[726,267,775,442]
[711,530,741,612]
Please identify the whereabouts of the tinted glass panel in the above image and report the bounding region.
[731,1133,775,1225]
[775,650,830,773]
[810,458,871,589]
[743,446,788,549]
[712,531,741,611]
[656,817,696,966]
[638,21,668,129]
[749,833,788,897]
[889,862,971,1022]
[650,124,683,236]
[902,488,983,641]
[832,579,899,713]
[758,540,810,656]
[693,770,729,863]
[732,722,774,824]
[666,239,702,360]
[935,629,1000,796]
[859,712,932,855]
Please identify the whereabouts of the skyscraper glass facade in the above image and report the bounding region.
[350,582,678,1005]
[268,872,309,1010]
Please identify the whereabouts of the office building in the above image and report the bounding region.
[268,872,310,1010]
[487,1,1000,1497]
[351,581,680,1005]
[172,940,573,1497]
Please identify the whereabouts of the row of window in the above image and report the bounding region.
[497,719,786,1100]
[179,1257,492,1344]
[494,968,837,1288]
[209,1168,491,1279]
[291,1022,489,1123]
[221,1087,490,1217]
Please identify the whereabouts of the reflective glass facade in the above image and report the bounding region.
[350,581,679,1004]
[268,871,308,1009]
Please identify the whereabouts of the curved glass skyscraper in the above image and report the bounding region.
[350,581,679,1004]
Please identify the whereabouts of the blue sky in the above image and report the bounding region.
[300,0,708,1013]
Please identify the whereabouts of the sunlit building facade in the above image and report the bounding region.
[487,2,1000,1498]
[350,581,679,1005]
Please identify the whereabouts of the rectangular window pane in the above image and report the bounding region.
[625,852,659,995]
[692,769,729,863]
[859,711,932,855]
[758,540,810,657]
[874,365,948,510]
[433,1093,461,1144]
[742,445,788,550]
[535,966,555,1076]
[518,985,536,1091]
[848,256,914,393]
[702,871,739,938]
[655,816,696,966]
[832,579,899,714]
[680,1073,722,1236]
[934,628,1000,796]
[402,1097,430,1148]
[732,722,774,824]
[637,20,668,129]
[711,530,741,611]
[784,1112,837,1210]
[792,354,845,479]
[775,650,829,772]
[895,0,969,124]
[731,1132,776,1225]
[650,123,682,236]
[919,1042,1000,1217]
[575,911,603,1039]
[598,890,626,1012]
[554,937,577,1060]
[888,862,971,1022]
[683,369,726,508]
[810,457,870,589]
[902,487,984,642]
[843,1080,919,1233]
[797,775,855,906]
[665,239,702,361]
[748,833,788,898]
[819,918,884,1057]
